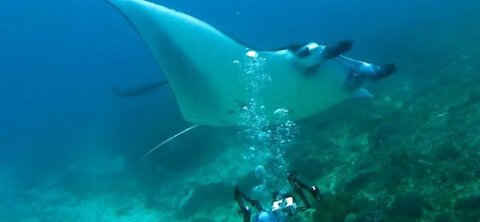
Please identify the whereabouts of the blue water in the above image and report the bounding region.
[1,0,479,221]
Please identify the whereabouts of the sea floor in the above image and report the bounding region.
[3,35,480,222]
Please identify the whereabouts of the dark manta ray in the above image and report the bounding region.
[107,0,396,127]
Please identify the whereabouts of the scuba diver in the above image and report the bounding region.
[234,172,322,222]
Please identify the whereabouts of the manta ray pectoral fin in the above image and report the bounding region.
[107,0,253,126]
[354,88,374,98]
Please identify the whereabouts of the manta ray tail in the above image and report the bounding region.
[142,124,203,159]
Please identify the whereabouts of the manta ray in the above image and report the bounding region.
[107,0,396,128]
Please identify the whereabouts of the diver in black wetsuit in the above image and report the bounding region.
[234,172,322,222]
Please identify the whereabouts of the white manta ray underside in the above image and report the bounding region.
[107,0,395,127]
